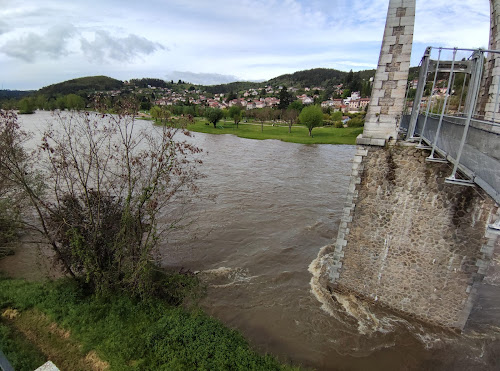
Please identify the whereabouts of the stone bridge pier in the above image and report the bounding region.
[320,0,500,329]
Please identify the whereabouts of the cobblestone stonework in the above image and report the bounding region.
[329,145,499,329]
[477,0,500,122]
[360,0,415,144]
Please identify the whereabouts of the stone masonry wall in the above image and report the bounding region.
[477,0,500,122]
[360,0,415,144]
[328,145,499,329]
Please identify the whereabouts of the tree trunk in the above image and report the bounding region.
[213,122,217,128]
[289,122,291,133]
[308,128,312,136]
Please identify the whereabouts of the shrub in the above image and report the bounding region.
[347,117,365,127]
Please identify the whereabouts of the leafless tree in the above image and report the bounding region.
[0,102,202,297]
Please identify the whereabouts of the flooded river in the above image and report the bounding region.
[2,111,499,370]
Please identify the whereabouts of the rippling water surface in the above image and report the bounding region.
[3,111,499,370]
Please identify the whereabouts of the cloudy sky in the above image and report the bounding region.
[0,0,491,90]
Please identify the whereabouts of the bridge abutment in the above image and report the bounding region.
[326,145,499,328]
[318,0,500,330]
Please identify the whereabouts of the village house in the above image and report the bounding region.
[246,101,256,110]
[254,100,266,109]
[349,99,360,110]
[264,97,280,107]
[297,94,314,105]
[359,98,370,109]
[321,100,335,108]
[333,99,343,108]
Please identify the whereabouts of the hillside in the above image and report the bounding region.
[267,68,347,88]
[203,81,263,95]
[0,90,33,100]
[38,76,124,97]
[203,67,378,94]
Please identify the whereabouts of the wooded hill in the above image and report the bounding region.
[9,67,392,99]
[267,68,351,88]
[203,67,377,94]
[38,76,124,97]
[0,90,33,100]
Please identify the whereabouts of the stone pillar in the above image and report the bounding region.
[357,0,415,146]
[477,0,500,122]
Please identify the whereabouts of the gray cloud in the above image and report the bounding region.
[0,24,76,62]
[165,71,240,85]
[80,31,164,63]
[0,20,8,35]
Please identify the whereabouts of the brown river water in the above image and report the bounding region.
[1,111,499,370]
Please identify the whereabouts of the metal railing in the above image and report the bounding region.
[401,47,500,206]
[401,114,500,204]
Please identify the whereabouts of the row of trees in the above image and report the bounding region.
[3,94,87,113]
[202,104,348,136]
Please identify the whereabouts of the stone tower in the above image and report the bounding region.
[476,0,500,122]
[357,0,416,146]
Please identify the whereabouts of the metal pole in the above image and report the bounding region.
[403,74,412,115]
[418,48,442,148]
[449,72,456,114]
[457,74,467,115]
[446,50,484,184]
[491,75,500,122]
[407,47,431,140]
[427,48,457,162]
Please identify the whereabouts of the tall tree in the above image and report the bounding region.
[18,97,35,114]
[345,69,354,86]
[205,107,224,128]
[299,105,323,137]
[282,108,299,133]
[151,105,171,124]
[255,107,272,132]
[278,87,293,110]
[228,105,243,128]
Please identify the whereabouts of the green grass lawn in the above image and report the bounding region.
[0,277,301,371]
[186,118,362,145]
[149,116,362,145]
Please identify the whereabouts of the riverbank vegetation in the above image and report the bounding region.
[0,106,203,298]
[0,277,297,370]
[0,105,301,370]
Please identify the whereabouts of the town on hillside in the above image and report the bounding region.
[0,68,379,120]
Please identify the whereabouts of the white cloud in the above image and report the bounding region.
[80,31,165,63]
[0,0,493,89]
[0,24,76,62]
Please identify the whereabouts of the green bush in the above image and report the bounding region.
[346,117,365,127]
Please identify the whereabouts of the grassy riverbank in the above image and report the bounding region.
[149,117,363,145]
[0,277,299,370]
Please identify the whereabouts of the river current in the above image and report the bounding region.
[2,111,499,370]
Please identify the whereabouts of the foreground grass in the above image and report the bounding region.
[0,277,299,370]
